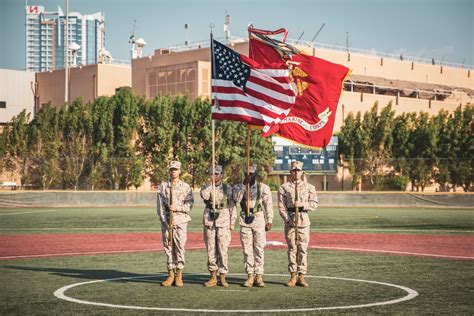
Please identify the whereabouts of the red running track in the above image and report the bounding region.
[0,232,473,260]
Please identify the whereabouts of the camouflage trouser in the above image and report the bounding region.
[161,223,187,270]
[204,226,231,274]
[284,225,310,274]
[240,226,266,274]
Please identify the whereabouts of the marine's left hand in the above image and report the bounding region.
[265,223,272,232]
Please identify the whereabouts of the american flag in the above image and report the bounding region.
[211,40,296,130]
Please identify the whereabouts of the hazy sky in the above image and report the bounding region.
[1,0,472,70]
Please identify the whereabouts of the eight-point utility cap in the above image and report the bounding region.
[248,164,257,174]
[291,161,303,171]
[209,164,223,174]
[168,161,181,170]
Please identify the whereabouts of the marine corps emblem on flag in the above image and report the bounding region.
[249,28,350,148]
[288,65,309,96]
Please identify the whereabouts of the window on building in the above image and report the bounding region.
[0,101,6,108]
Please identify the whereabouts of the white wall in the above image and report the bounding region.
[0,69,35,123]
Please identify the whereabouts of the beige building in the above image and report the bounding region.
[132,38,473,191]
[0,69,35,124]
[36,63,131,108]
[132,42,247,102]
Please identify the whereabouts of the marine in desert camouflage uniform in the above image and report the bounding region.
[233,164,273,287]
[157,160,194,287]
[278,161,318,287]
[201,164,237,288]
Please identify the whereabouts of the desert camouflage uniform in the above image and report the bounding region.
[157,180,194,271]
[201,183,237,274]
[278,180,318,274]
[233,182,273,275]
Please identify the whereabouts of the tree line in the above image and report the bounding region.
[338,102,473,192]
[1,88,472,192]
[0,88,274,190]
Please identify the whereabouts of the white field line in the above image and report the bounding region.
[313,246,474,260]
[1,243,472,260]
[0,210,57,216]
[0,228,157,231]
[0,248,162,260]
[0,227,473,234]
[315,228,474,233]
[0,244,241,260]
[53,273,419,312]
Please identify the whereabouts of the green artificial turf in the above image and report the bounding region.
[1,205,473,314]
[1,249,473,315]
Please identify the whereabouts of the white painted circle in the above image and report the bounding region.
[54,273,418,312]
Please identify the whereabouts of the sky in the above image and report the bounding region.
[0,0,472,70]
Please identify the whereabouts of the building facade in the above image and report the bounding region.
[0,69,35,124]
[26,5,105,72]
[35,63,131,108]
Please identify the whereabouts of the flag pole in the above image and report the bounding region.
[210,23,216,210]
[246,27,251,219]
[246,124,250,218]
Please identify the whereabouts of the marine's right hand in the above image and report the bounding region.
[243,174,251,185]
[294,201,305,208]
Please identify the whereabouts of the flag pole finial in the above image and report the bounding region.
[209,21,215,35]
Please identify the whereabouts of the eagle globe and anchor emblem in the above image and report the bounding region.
[282,62,332,132]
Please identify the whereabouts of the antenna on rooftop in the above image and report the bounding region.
[224,11,231,44]
[346,32,350,52]
[310,23,325,42]
[296,31,304,44]
[184,23,189,46]
[129,18,136,44]
[129,19,146,59]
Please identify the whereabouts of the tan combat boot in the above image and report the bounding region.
[286,272,297,287]
[254,274,265,287]
[161,269,175,287]
[243,273,254,287]
[296,273,309,287]
[219,274,229,288]
[204,271,217,287]
[174,268,183,287]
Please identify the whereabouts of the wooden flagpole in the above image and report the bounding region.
[210,23,216,210]
[246,125,251,218]
[246,28,252,219]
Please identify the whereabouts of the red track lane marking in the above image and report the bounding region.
[0,232,473,260]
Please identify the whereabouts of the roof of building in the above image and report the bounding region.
[348,74,474,99]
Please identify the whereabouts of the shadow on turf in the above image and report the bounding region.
[2,266,286,286]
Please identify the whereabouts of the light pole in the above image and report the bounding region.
[64,0,69,105]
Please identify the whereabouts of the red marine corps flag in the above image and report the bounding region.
[249,27,350,148]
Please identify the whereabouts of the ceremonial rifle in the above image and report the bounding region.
[294,177,300,246]
[168,182,174,249]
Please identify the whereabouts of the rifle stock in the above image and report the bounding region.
[246,182,250,218]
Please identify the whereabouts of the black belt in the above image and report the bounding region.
[208,208,225,212]
[241,208,261,215]
[287,207,307,213]
[205,201,226,209]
